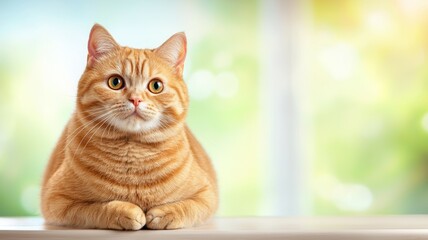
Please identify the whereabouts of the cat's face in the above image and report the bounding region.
[77,24,188,137]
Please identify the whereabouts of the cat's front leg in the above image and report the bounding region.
[43,195,146,230]
[145,186,217,229]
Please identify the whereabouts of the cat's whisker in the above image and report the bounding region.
[144,117,171,138]
[105,112,118,140]
[78,106,112,116]
[99,112,117,142]
[59,110,113,155]
[61,107,122,155]
[60,108,110,140]
[159,116,180,128]
[80,112,118,155]
[98,109,122,140]
[72,110,116,159]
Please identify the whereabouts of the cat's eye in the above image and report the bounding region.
[148,79,164,94]
[107,76,125,90]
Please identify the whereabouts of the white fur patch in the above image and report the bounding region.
[108,101,162,134]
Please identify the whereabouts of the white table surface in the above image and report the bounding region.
[1,216,428,239]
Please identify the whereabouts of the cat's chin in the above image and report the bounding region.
[111,114,161,134]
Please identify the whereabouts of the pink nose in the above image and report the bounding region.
[129,98,142,107]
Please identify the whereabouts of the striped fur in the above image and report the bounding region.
[41,24,218,230]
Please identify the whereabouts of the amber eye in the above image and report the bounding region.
[148,79,164,94]
[107,76,125,90]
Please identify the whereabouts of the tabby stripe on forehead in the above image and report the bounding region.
[140,59,147,77]
[123,58,134,76]
[142,51,153,77]
[143,50,149,59]
[133,50,140,75]
[126,49,134,74]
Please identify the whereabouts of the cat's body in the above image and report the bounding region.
[41,24,218,230]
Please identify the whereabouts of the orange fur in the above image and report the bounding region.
[41,24,218,230]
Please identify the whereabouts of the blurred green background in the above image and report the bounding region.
[1,0,428,216]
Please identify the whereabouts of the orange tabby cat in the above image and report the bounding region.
[41,24,218,230]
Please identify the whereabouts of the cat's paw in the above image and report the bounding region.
[146,206,185,230]
[105,201,145,230]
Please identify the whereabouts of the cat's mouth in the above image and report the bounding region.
[112,109,161,134]
[127,111,144,120]
[110,104,161,133]
[126,111,152,122]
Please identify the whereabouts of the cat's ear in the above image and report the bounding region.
[87,24,119,65]
[155,32,187,75]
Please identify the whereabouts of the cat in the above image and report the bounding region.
[40,24,218,230]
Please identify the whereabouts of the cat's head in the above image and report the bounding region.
[77,24,188,140]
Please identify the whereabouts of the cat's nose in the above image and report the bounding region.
[129,97,142,107]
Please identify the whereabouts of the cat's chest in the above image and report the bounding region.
[120,141,153,162]
[94,138,162,163]
[75,137,191,206]
[85,137,189,182]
